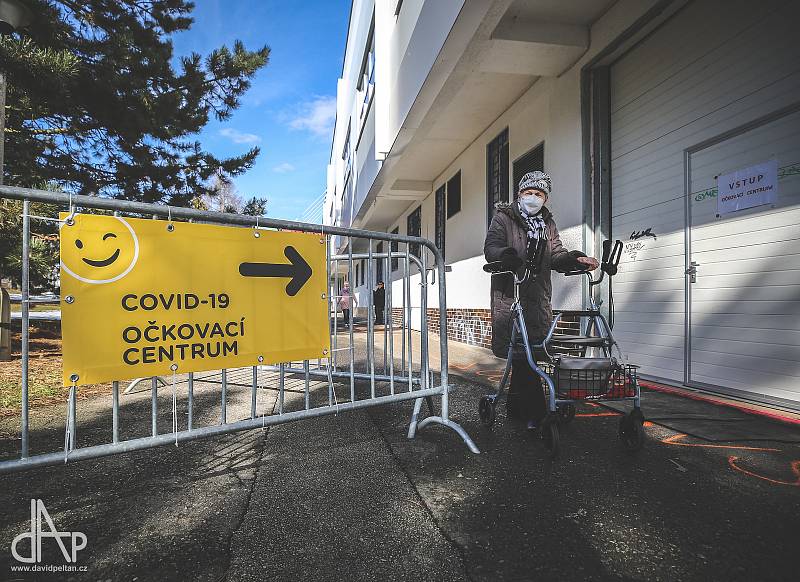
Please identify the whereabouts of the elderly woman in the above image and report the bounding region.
[484,171,598,429]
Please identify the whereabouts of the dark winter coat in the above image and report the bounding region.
[483,203,578,358]
[373,287,385,308]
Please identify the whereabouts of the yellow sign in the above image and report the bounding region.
[60,214,329,386]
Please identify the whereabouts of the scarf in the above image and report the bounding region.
[518,200,548,242]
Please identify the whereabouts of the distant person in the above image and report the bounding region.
[339,283,356,325]
[373,281,385,324]
[484,171,598,430]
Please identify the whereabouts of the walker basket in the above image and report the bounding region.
[547,356,638,400]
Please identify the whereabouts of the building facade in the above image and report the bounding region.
[325,0,800,410]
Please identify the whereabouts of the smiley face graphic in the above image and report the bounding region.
[60,215,139,284]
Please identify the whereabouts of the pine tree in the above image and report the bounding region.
[0,0,270,206]
[241,196,268,217]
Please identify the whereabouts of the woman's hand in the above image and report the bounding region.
[576,256,600,270]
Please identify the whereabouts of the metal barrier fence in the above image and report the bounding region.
[0,185,478,474]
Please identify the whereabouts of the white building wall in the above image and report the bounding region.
[375,0,465,158]
[378,0,664,317]
[331,0,663,330]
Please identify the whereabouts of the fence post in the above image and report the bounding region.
[0,286,10,361]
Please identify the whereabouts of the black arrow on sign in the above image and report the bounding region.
[239,246,313,296]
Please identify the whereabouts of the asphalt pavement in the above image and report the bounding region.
[1,341,798,581]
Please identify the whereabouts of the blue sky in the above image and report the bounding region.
[170,0,351,220]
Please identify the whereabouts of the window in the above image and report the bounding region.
[486,128,509,227]
[407,206,422,259]
[342,126,352,181]
[447,171,461,218]
[435,184,446,261]
[357,20,376,120]
[390,227,399,271]
[513,143,545,196]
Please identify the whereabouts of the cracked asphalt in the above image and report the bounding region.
[1,347,799,581]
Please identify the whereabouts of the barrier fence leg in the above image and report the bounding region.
[188,372,194,431]
[221,368,227,424]
[347,238,355,403]
[407,245,479,454]
[251,366,257,419]
[20,200,30,458]
[112,381,119,444]
[368,240,375,399]
[151,376,158,437]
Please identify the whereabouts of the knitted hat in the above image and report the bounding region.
[518,171,551,196]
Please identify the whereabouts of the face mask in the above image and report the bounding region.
[519,195,544,215]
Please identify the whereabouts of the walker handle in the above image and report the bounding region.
[602,240,623,276]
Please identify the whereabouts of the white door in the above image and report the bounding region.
[687,108,800,407]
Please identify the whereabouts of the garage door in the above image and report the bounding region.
[608,0,800,407]
[688,110,800,406]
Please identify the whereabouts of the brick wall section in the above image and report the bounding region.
[428,308,493,349]
[389,307,580,354]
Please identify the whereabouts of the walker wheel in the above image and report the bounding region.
[619,411,645,451]
[540,417,560,459]
[557,403,576,425]
[478,396,496,428]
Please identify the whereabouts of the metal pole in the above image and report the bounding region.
[0,185,442,249]
[221,368,227,424]
[347,238,355,403]
[304,359,310,410]
[112,381,119,444]
[420,251,429,391]
[251,366,257,419]
[383,255,388,375]
[367,240,375,398]
[405,246,412,392]
[387,253,395,395]
[151,376,158,437]
[401,249,407,375]
[263,365,417,386]
[278,363,285,414]
[325,234,333,376]
[20,200,29,457]
[333,260,339,372]
[69,385,76,451]
[187,372,194,430]
[435,242,450,421]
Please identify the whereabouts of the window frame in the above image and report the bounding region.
[486,128,509,228]
[435,184,446,261]
[406,206,422,260]
[446,171,461,219]
[512,142,545,198]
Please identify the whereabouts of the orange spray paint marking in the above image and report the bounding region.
[450,362,478,371]
[728,457,800,487]
[643,421,654,427]
[662,433,780,452]
[575,412,622,418]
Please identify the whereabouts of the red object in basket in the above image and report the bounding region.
[608,376,635,398]
[567,388,589,399]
